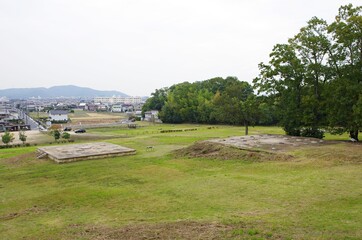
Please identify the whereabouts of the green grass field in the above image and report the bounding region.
[1,124,361,239]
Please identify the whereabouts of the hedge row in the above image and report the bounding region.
[0,143,35,149]
[160,128,198,133]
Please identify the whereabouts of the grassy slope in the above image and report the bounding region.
[0,125,361,239]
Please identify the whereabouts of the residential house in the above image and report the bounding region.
[49,110,69,122]
[111,105,123,113]
[144,110,160,122]
[79,102,88,110]
[122,104,134,112]
[135,110,142,119]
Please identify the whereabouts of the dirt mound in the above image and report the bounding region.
[208,134,330,152]
[174,141,292,161]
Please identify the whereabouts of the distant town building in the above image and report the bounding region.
[79,102,88,110]
[0,97,11,114]
[94,96,142,105]
[144,110,161,122]
[135,110,142,119]
[111,104,123,113]
[49,110,69,122]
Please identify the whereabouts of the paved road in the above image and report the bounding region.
[18,109,40,130]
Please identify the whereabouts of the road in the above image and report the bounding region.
[18,109,41,130]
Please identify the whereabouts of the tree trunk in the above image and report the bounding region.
[245,121,249,136]
[349,130,359,141]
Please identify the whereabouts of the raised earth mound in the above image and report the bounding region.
[208,134,328,152]
[174,141,293,161]
[175,134,338,161]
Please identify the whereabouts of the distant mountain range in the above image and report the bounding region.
[0,85,129,99]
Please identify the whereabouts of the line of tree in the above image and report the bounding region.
[142,77,277,135]
[143,4,361,141]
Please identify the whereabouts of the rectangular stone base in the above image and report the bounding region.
[37,142,136,163]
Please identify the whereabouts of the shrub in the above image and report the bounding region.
[284,126,301,136]
[62,132,70,140]
[18,130,27,145]
[51,130,61,142]
[301,127,325,139]
[1,131,15,145]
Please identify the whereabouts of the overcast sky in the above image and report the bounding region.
[0,1,360,96]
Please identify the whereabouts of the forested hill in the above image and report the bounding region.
[0,85,128,99]
[142,76,276,127]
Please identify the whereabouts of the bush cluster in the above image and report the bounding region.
[284,126,325,139]
[301,128,325,139]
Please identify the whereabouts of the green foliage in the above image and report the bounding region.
[61,132,70,140]
[51,129,61,141]
[18,130,27,144]
[144,77,260,127]
[300,128,325,139]
[142,87,168,113]
[254,4,362,140]
[1,131,15,145]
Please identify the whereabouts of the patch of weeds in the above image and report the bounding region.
[231,229,244,236]
[248,229,259,236]
[265,232,273,238]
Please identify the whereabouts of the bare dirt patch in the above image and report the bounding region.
[70,112,125,125]
[0,130,52,145]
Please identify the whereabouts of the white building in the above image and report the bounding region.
[111,105,123,112]
[49,110,69,122]
[94,96,142,105]
[144,110,160,122]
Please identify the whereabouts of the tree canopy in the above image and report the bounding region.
[143,77,261,132]
[254,4,362,140]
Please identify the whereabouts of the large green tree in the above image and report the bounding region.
[142,87,168,113]
[325,4,362,140]
[254,4,362,140]
[212,80,256,135]
[254,43,306,136]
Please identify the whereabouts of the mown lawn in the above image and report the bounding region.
[0,125,361,239]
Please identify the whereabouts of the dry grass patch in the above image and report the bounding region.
[2,152,41,166]
[292,142,362,164]
[0,206,47,221]
[64,221,281,240]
